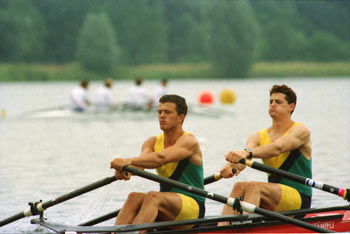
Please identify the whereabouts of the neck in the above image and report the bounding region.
[271,116,294,133]
[163,126,184,148]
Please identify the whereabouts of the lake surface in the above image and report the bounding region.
[0,78,349,233]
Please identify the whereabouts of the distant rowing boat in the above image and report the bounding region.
[21,102,233,119]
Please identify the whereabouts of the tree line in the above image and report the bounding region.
[0,0,349,77]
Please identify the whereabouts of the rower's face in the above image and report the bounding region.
[158,102,183,130]
[269,93,294,117]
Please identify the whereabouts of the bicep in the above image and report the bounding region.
[141,137,156,154]
[275,125,310,152]
[158,136,197,163]
[246,132,260,148]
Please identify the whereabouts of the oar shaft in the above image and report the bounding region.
[123,166,334,233]
[41,176,116,210]
[0,213,26,227]
[0,176,117,227]
[240,159,349,201]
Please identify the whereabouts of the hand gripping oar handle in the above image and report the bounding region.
[123,166,334,233]
[239,158,350,202]
[0,176,117,227]
[204,168,237,185]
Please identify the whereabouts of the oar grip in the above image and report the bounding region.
[239,158,253,167]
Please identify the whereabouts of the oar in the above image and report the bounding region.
[80,170,233,226]
[0,176,117,227]
[123,166,334,233]
[239,158,350,202]
[204,168,236,185]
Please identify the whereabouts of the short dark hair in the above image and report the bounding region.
[159,94,188,116]
[135,78,143,86]
[270,84,297,114]
[80,79,89,88]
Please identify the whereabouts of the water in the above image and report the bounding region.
[0,78,349,232]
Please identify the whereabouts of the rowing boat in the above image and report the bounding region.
[15,102,233,120]
[1,165,348,233]
[30,205,350,233]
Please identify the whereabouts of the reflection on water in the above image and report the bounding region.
[0,78,349,232]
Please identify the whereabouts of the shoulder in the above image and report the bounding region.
[177,133,199,148]
[291,122,310,135]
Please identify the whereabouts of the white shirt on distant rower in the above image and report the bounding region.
[127,85,150,108]
[153,85,167,106]
[70,86,89,111]
[94,86,112,109]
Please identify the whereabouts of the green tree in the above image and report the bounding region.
[76,12,120,75]
[163,0,210,62]
[207,0,258,78]
[306,32,350,62]
[104,0,168,65]
[32,0,89,63]
[0,0,47,62]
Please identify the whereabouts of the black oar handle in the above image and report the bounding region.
[0,176,117,227]
[239,158,350,201]
[123,166,334,233]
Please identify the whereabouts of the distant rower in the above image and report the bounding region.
[69,79,91,112]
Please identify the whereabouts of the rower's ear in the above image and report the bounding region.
[289,103,296,115]
[178,113,185,124]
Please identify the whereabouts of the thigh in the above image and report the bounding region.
[256,182,283,211]
[153,192,183,221]
[274,184,302,212]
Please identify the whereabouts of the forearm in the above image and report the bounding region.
[252,143,283,159]
[130,152,165,169]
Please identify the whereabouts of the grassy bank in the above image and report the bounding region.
[0,61,349,81]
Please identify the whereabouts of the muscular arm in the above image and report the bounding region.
[131,134,200,168]
[225,124,311,164]
[111,134,200,171]
[252,124,310,159]
[221,132,260,177]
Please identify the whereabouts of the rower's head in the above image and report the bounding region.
[104,78,114,88]
[158,95,187,126]
[161,78,168,87]
[270,84,297,115]
[80,79,89,90]
[135,78,143,86]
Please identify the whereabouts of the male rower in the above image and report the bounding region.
[69,79,91,112]
[218,84,312,226]
[110,94,205,230]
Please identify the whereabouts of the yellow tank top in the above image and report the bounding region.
[154,132,205,203]
[259,122,312,197]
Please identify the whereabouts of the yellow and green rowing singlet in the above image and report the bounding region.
[154,132,205,204]
[259,122,312,209]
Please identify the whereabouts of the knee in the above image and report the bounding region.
[233,181,248,192]
[126,192,145,204]
[143,191,161,204]
[245,181,261,192]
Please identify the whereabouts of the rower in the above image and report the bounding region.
[152,78,168,107]
[126,78,153,110]
[110,94,205,230]
[93,78,114,111]
[218,84,312,226]
[69,79,91,112]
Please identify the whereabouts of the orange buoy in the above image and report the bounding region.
[199,90,214,105]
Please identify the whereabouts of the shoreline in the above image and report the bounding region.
[0,61,349,82]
